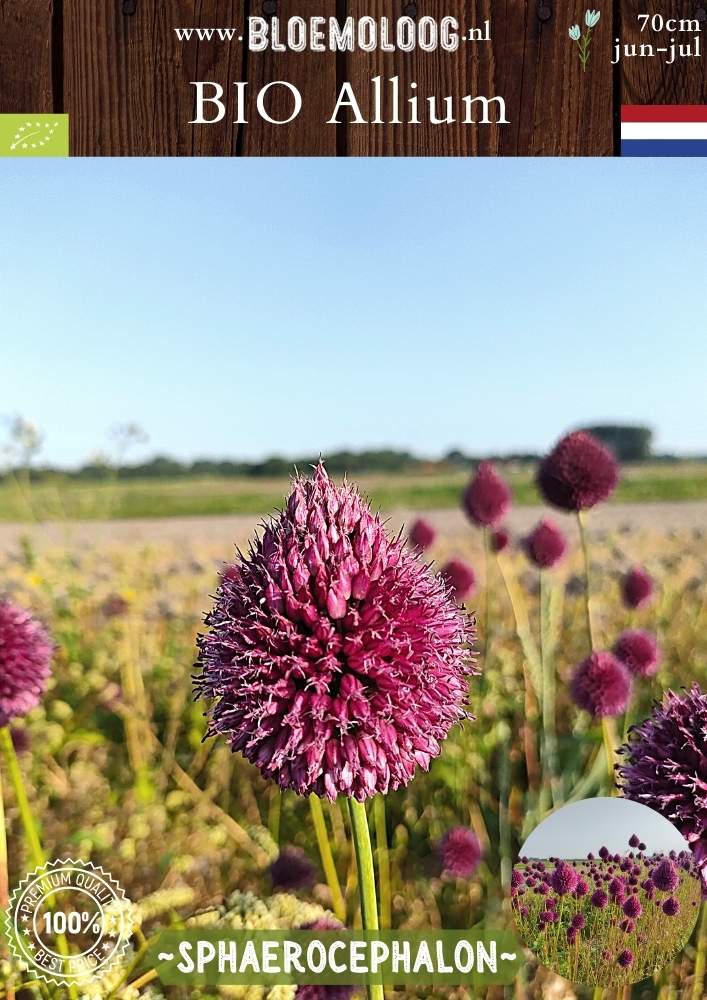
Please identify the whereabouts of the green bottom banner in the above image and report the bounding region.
[148,929,523,987]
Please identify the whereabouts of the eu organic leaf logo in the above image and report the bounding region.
[9,120,60,152]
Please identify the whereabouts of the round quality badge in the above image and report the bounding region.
[5,858,132,987]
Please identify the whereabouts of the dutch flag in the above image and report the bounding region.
[621,106,707,156]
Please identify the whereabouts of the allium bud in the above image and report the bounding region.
[570,651,631,718]
[195,464,475,801]
[408,517,436,552]
[0,599,53,727]
[440,559,476,603]
[490,528,510,553]
[437,827,483,878]
[621,566,655,609]
[523,518,567,570]
[613,630,661,678]
[269,847,317,891]
[538,431,618,512]
[650,859,679,892]
[551,862,579,896]
[462,462,511,528]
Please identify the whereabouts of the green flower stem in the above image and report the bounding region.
[482,528,492,672]
[539,571,561,811]
[602,716,619,784]
[373,796,391,930]
[0,727,44,868]
[349,798,384,1000]
[692,901,707,1000]
[576,514,619,785]
[577,510,595,650]
[0,727,78,1000]
[309,794,347,923]
[0,762,15,1000]
[267,786,281,845]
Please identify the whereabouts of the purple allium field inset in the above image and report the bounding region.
[511,836,701,986]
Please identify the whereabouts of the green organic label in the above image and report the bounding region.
[0,115,69,156]
[148,929,523,986]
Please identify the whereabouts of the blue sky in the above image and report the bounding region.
[1,159,705,467]
[521,798,689,859]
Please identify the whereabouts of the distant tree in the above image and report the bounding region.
[443,449,472,468]
[582,425,653,461]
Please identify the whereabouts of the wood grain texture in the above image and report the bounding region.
[238,0,338,155]
[63,2,247,155]
[620,1,707,106]
[0,2,702,155]
[0,0,54,114]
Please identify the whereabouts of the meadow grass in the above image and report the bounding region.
[0,462,706,521]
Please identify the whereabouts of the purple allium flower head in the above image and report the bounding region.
[408,517,436,552]
[195,464,475,801]
[621,566,655,610]
[462,462,511,528]
[662,896,680,916]
[571,913,586,930]
[622,896,642,919]
[511,869,525,890]
[574,878,589,897]
[609,877,626,900]
[10,727,31,754]
[269,847,317,891]
[490,528,510,553]
[537,431,618,512]
[438,826,483,878]
[619,918,635,934]
[0,599,53,727]
[551,862,579,896]
[440,559,476,603]
[618,684,707,887]
[617,949,633,969]
[651,859,679,892]
[100,592,130,619]
[570,651,631,718]
[613,630,661,678]
[628,834,640,849]
[566,926,578,944]
[599,846,609,860]
[591,889,608,909]
[523,518,568,570]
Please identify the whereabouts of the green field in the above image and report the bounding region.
[0,462,706,521]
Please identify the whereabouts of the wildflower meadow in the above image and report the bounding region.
[512,842,702,987]
[0,430,706,999]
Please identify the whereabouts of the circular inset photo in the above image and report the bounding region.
[511,798,702,987]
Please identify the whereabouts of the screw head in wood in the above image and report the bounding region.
[537,3,552,22]
[262,0,278,15]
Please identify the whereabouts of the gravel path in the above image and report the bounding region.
[0,501,704,553]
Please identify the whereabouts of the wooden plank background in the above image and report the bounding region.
[0,2,703,155]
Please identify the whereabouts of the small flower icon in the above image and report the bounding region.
[569,9,602,71]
